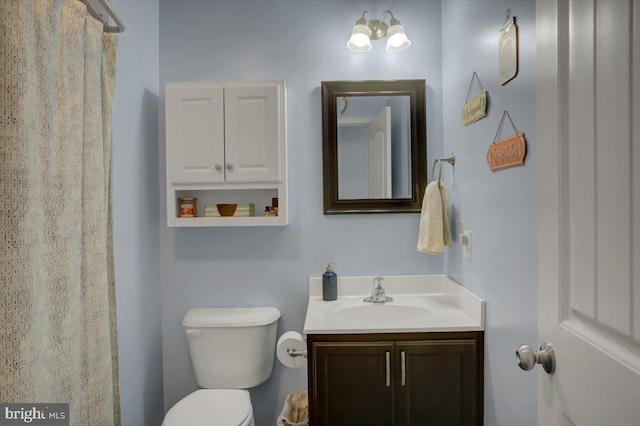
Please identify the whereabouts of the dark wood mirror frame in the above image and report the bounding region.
[321,79,426,214]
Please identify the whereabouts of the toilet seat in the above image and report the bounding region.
[162,389,253,426]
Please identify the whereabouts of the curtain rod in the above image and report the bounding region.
[82,0,126,33]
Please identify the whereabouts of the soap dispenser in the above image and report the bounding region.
[322,261,337,301]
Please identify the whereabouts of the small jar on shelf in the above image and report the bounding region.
[178,198,197,217]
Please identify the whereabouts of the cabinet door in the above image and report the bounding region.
[311,342,394,426]
[166,85,225,184]
[395,340,480,426]
[224,85,282,182]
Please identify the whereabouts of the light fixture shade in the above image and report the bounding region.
[386,24,411,52]
[347,23,372,52]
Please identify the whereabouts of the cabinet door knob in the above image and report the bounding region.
[226,163,233,171]
[215,163,222,171]
[516,342,555,374]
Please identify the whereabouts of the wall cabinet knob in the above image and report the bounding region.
[215,163,222,171]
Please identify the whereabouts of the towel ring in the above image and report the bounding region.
[431,159,443,182]
[431,154,456,182]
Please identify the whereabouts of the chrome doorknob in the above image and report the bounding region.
[516,342,555,374]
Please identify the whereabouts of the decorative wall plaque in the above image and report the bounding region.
[487,111,526,171]
[499,10,518,85]
[461,72,487,126]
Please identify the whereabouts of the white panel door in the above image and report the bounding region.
[166,84,224,184]
[367,106,392,199]
[224,85,282,182]
[537,1,640,424]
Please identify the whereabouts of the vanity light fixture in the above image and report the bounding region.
[347,10,411,53]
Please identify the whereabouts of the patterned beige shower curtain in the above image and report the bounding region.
[0,0,120,424]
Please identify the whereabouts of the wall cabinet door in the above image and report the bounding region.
[395,340,480,426]
[166,82,282,185]
[308,333,483,426]
[311,342,394,426]
[166,84,225,184]
[224,85,282,182]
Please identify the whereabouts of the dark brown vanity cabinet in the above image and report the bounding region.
[307,332,484,426]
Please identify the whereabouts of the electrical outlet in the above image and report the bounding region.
[458,221,471,259]
[460,231,471,259]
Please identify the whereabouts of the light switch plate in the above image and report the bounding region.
[461,231,471,259]
[458,221,471,259]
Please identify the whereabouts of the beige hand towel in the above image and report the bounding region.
[417,180,452,255]
[439,181,453,247]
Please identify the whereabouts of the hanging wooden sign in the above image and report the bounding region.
[499,11,518,85]
[487,111,526,171]
[462,72,487,126]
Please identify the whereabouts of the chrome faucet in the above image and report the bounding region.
[364,277,393,303]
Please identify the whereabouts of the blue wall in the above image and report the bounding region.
[158,1,444,424]
[128,1,542,425]
[441,1,537,425]
[111,1,164,425]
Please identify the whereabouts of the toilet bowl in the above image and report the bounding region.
[162,389,254,426]
[162,307,281,426]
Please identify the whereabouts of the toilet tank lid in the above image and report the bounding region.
[183,307,281,328]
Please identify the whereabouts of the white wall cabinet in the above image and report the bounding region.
[165,80,287,227]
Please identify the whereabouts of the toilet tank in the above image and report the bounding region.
[182,307,281,389]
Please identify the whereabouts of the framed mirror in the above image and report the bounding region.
[321,80,426,214]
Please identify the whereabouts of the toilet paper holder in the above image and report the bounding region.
[278,331,307,368]
[286,347,307,358]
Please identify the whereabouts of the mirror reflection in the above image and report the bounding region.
[321,80,425,214]
[337,96,411,200]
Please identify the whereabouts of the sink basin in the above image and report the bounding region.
[303,275,485,334]
[336,304,431,323]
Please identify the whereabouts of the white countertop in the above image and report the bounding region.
[302,275,485,335]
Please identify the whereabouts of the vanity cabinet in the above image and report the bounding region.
[307,332,483,426]
[165,80,287,227]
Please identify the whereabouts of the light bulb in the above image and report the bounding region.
[386,24,411,52]
[347,23,372,52]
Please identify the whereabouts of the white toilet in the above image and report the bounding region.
[162,307,281,426]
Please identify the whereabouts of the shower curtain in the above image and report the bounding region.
[0,1,120,424]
